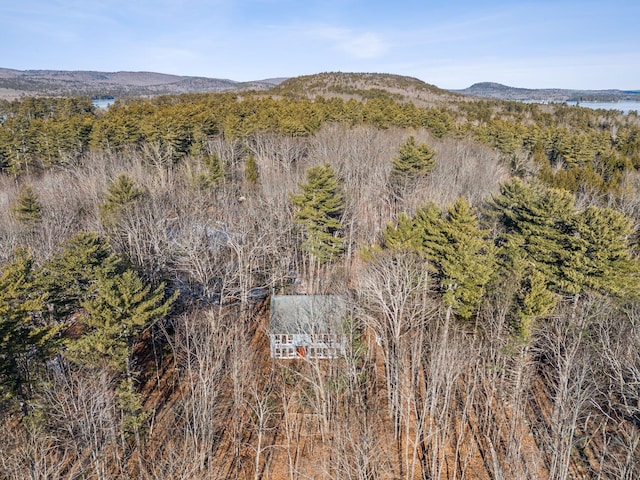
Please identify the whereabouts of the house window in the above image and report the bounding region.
[274,334,294,345]
[273,346,296,359]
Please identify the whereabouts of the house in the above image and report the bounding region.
[269,295,346,359]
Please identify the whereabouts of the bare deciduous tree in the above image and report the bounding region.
[357,250,434,478]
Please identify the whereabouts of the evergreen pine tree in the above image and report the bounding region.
[489,179,581,294]
[515,266,557,342]
[0,248,46,399]
[196,152,224,188]
[11,184,42,227]
[65,267,177,447]
[378,199,494,320]
[490,178,640,300]
[382,212,418,251]
[572,205,640,297]
[68,269,178,371]
[428,198,495,320]
[244,154,259,186]
[99,173,144,226]
[291,163,345,263]
[390,136,435,195]
[38,232,122,320]
[412,202,448,259]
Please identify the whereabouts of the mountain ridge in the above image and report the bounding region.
[2,68,639,105]
[0,68,285,100]
[454,81,640,102]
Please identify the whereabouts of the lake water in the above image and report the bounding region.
[92,98,115,109]
[565,100,640,114]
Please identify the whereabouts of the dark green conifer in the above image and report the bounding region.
[192,152,225,190]
[490,179,580,294]
[0,248,46,399]
[291,163,345,263]
[38,232,122,320]
[196,152,224,188]
[245,154,259,186]
[379,199,494,320]
[490,178,640,299]
[412,202,448,258]
[11,184,42,227]
[429,198,495,320]
[572,205,640,297]
[68,269,178,371]
[391,136,435,193]
[515,266,557,342]
[382,212,418,250]
[99,173,144,226]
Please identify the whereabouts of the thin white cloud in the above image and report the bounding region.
[4,0,639,88]
[342,32,389,59]
[311,26,390,59]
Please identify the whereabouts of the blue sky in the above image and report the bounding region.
[2,0,639,89]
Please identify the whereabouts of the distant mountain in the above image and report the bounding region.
[271,72,458,106]
[257,77,289,86]
[7,69,637,106]
[0,69,456,104]
[0,68,287,100]
[453,82,640,102]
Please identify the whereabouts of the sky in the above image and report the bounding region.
[2,0,639,90]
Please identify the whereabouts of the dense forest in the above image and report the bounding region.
[1,72,640,479]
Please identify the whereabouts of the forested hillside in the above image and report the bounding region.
[454,82,640,102]
[0,68,280,100]
[1,72,639,479]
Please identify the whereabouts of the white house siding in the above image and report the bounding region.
[269,333,345,359]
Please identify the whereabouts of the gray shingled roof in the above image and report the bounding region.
[269,295,346,334]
